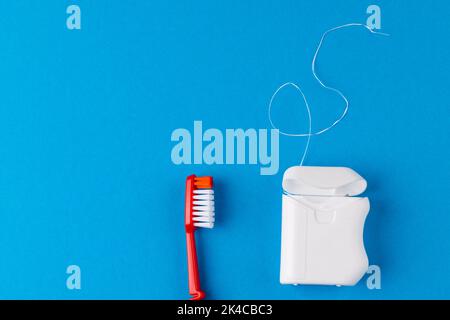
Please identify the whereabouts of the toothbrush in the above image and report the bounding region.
[185,175,215,300]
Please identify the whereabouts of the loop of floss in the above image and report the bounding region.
[268,23,389,166]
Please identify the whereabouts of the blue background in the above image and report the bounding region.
[0,0,449,299]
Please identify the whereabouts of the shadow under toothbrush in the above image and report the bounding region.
[195,178,230,300]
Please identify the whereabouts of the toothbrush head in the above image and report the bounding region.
[185,175,215,232]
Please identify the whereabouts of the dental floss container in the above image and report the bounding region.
[280,166,370,286]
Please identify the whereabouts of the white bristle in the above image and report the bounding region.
[193,189,215,228]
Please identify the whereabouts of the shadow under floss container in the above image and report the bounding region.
[280,166,370,286]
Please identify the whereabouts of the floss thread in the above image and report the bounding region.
[268,23,389,166]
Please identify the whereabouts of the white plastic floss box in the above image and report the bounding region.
[280,166,370,286]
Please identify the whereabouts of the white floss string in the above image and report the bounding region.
[268,23,389,166]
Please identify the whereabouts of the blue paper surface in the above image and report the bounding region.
[0,0,448,299]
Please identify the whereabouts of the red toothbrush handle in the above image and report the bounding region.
[186,231,205,300]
